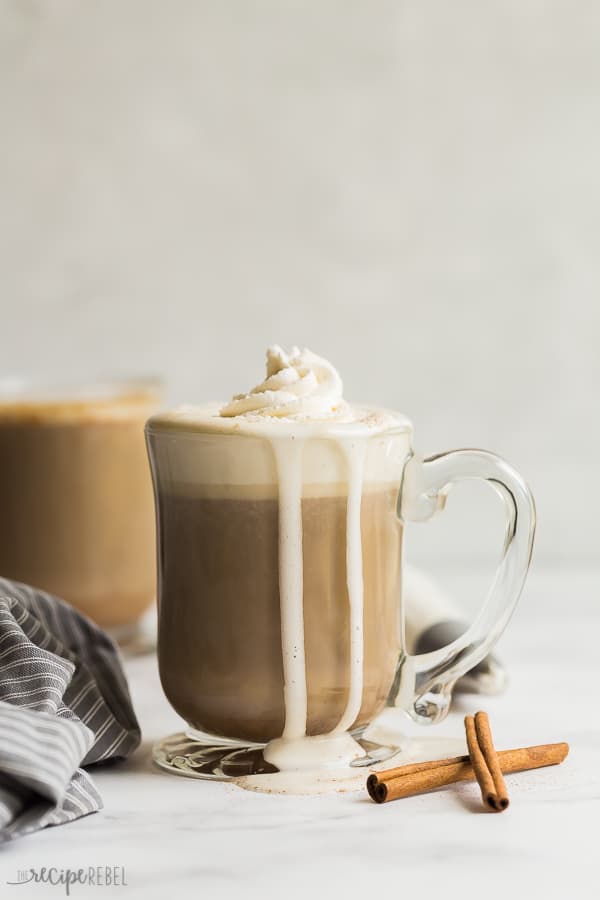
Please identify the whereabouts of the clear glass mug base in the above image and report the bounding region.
[152,727,402,781]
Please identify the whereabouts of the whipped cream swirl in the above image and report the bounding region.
[219,346,347,420]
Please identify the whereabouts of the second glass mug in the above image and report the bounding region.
[146,412,535,778]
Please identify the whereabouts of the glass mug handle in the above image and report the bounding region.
[396,449,536,724]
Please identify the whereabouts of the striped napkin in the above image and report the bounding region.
[0,577,140,843]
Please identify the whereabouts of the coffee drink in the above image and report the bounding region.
[155,486,402,744]
[0,381,160,629]
[147,347,412,768]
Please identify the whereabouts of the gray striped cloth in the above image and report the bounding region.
[0,577,140,843]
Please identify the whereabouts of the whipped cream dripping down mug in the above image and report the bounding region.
[146,347,535,778]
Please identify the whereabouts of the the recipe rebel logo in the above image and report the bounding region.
[6,866,128,895]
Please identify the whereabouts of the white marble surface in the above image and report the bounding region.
[1,566,598,899]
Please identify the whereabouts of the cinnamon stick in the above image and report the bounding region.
[369,753,470,785]
[474,711,509,810]
[367,742,569,804]
[465,714,505,811]
[366,755,465,802]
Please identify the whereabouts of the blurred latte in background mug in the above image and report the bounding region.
[0,377,162,631]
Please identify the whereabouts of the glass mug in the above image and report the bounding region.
[146,410,535,779]
[0,377,162,634]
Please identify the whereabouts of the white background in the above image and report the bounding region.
[1,1,598,569]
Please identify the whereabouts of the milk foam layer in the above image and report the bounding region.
[150,402,408,436]
[146,427,410,495]
[147,346,410,495]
